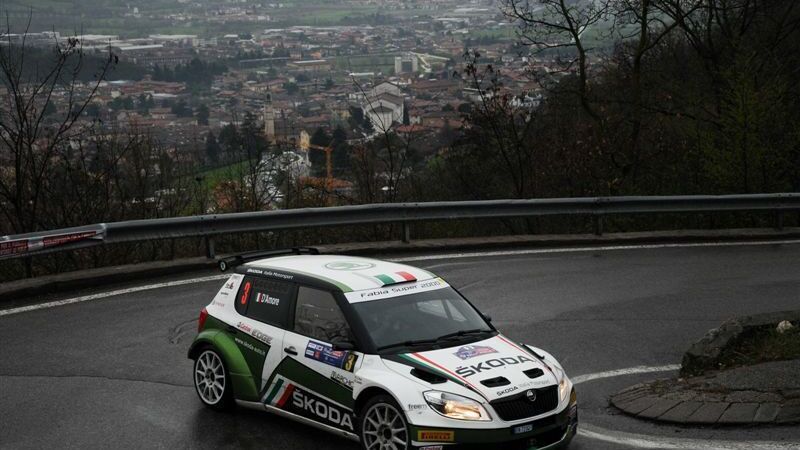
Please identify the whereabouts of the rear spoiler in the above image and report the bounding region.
[218,247,319,272]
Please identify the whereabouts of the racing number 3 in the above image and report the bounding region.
[240,281,252,305]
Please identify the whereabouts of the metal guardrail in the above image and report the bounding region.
[1,194,799,261]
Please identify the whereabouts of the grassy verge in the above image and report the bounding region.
[716,326,800,370]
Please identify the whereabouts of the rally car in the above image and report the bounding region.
[189,249,577,449]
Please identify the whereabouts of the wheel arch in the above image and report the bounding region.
[187,330,219,360]
[354,386,396,415]
[189,330,260,401]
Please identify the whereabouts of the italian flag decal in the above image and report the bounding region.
[374,271,417,285]
[262,376,296,408]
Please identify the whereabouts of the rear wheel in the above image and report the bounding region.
[193,348,233,410]
[359,395,410,450]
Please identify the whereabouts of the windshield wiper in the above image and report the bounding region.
[434,328,492,341]
[377,329,493,352]
[376,338,440,352]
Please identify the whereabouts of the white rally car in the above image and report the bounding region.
[189,249,577,449]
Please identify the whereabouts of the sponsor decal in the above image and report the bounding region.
[291,388,354,431]
[330,371,354,390]
[419,447,444,450]
[455,355,535,378]
[408,404,427,411]
[263,377,354,432]
[0,239,29,257]
[518,379,552,389]
[212,300,226,307]
[513,424,534,435]
[251,329,273,345]
[324,261,376,271]
[225,280,236,290]
[235,337,266,356]
[245,268,294,280]
[255,292,280,306]
[354,376,364,385]
[305,341,357,372]
[41,231,101,248]
[236,322,252,333]
[496,385,519,396]
[346,278,449,303]
[1,231,102,257]
[453,345,498,361]
[417,430,454,442]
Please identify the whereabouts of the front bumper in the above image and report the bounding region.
[410,395,578,449]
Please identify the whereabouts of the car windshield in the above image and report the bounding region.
[350,287,494,353]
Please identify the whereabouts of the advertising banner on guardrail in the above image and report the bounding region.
[0,230,104,258]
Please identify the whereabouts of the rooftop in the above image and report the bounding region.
[245,255,437,294]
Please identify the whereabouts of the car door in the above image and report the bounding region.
[267,285,361,433]
[229,275,294,400]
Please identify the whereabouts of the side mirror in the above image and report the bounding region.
[332,338,356,351]
[483,314,493,323]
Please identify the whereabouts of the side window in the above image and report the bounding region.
[236,277,293,328]
[294,287,351,343]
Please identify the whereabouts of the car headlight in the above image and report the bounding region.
[423,391,491,421]
[559,377,570,402]
[553,365,571,403]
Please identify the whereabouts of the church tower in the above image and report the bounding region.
[264,92,276,144]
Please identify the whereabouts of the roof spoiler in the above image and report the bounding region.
[218,247,319,272]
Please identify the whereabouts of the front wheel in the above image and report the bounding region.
[193,348,234,410]
[359,395,410,450]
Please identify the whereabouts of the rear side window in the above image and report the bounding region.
[235,277,294,328]
[294,287,352,342]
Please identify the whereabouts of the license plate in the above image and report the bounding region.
[513,424,533,434]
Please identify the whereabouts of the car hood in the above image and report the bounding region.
[381,334,559,402]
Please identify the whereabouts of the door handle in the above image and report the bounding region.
[284,346,297,356]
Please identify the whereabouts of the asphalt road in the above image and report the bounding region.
[2,242,800,449]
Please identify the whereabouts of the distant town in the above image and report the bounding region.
[1,0,581,208]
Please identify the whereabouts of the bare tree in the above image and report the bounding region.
[503,0,611,120]
[0,16,115,236]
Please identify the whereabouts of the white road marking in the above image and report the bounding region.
[572,365,800,449]
[579,424,800,450]
[571,364,680,385]
[390,239,800,262]
[0,274,228,317]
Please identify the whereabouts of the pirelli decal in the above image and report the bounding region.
[417,430,455,442]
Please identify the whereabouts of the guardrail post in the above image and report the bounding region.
[593,215,604,236]
[205,236,216,259]
[402,222,411,243]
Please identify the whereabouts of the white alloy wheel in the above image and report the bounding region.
[361,399,409,450]
[194,349,227,406]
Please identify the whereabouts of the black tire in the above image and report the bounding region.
[192,347,234,411]
[358,394,411,450]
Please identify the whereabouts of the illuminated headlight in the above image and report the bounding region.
[423,391,491,421]
[554,366,572,403]
[559,377,570,403]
